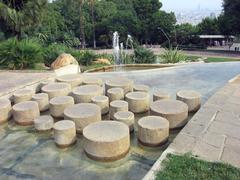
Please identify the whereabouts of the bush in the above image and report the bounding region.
[79,50,97,66]
[133,46,156,64]
[0,38,43,69]
[160,48,187,63]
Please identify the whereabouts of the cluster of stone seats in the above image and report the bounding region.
[0,74,201,162]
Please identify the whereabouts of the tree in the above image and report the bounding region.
[197,17,220,35]
[0,0,47,38]
[220,0,240,35]
[175,23,198,45]
[79,0,86,48]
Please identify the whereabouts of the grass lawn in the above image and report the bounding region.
[186,55,240,63]
[156,154,240,180]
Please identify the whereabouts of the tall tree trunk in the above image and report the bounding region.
[79,0,86,49]
[90,1,96,48]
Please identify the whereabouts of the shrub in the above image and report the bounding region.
[133,46,156,64]
[0,38,43,69]
[160,48,187,63]
[79,50,97,66]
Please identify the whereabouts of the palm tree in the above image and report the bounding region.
[0,0,47,39]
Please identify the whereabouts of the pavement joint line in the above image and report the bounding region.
[202,110,219,135]
[219,135,227,160]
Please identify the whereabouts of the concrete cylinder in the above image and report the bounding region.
[109,100,128,120]
[153,90,171,101]
[105,78,133,94]
[34,115,54,131]
[91,95,109,115]
[13,89,34,104]
[41,83,71,99]
[0,98,12,124]
[56,74,83,88]
[32,93,49,112]
[125,92,150,113]
[107,88,124,102]
[113,111,135,132]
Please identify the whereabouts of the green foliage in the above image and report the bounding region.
[78,50,97,66]
[197,17,220,35]
[133,46,156,64]
[0,38,43,69]
[160,48,186,63]
[156,154,240,180]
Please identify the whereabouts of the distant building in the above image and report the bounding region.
[199,35,235,47]
[230,43,240,52]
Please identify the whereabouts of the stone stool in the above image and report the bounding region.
[53,120,76,148]
[83,77,103,86]
[113,111,134,132]
[83,121,130,161]
[0,98,12,124]
[138,116,169,147]
[91,95,109,115]
[39,79,55,90]
[41,83,71,99]
[13,89,34,104]
[12,101,40,125]
[32,93,49,112]
[105,78,133,94]
[72,85,103,103]
[176,90,201,112]
[153,90,171,101]
[56,74,82,88]
[125,92,150,113]
[64,103,101,133]
[49,96,74,118]
[133,84,149,92]
[34,115,54,131]
[150,99,188,129]
[107,88,124,102]
[109,100,128,120]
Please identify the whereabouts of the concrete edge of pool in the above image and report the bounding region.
[143,74,240,180]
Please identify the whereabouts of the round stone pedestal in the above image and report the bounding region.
[125,92,150,113]
[83,121,130,161]
[138,116,169,147]
[113,111,134,132]
[56,74,82,88]
[150,100,188,129]
[13,101,40,125]
[107,88,124,102]
[105,78,133,94]
[39,80,55,89]
[32,93,49,112]
[0,98,12,124]
[53,120,76,148]
[34,115,54,131]
[176,90,201,112]
[83,77,103,86]
[91,96,109,115]
[72,85,103,103]
[41,83,71,99]
[133,84,149,92]
[64,103,101,133]
[49,96,74,118]
[153,90,171,101]
[13,89,34,104]
[109,100,128,120]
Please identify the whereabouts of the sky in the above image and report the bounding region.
[161,0,223,11]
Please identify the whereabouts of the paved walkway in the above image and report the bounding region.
[0,71,54,98]
[144,74,240,179]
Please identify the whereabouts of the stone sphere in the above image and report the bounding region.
[49,96,74,118]
[109,100,128,120]
[91,95,109,115]
[13,89,34,104]
[113,111,134,132]
[133,84,149,92]
[72,85,103,103]
[138,116,169,147]
[83,121,130,161]
[125,92,150,113]
[153,90,171,101]
[107,88,124,102]
[32,93,49,112]
[41,83,71,99]
[56,74,82,88]
[83,77,103,86]
[150,99,188,129]
[0,98,12,124]
[105,78,133,94]
[176,90,201,112]
[34,115,54,131]
[53,120,76,148]
[64,103,101,133]
[13,101,40,125]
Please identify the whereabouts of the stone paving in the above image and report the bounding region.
[0,71,54,99]
[144,74,240,179]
